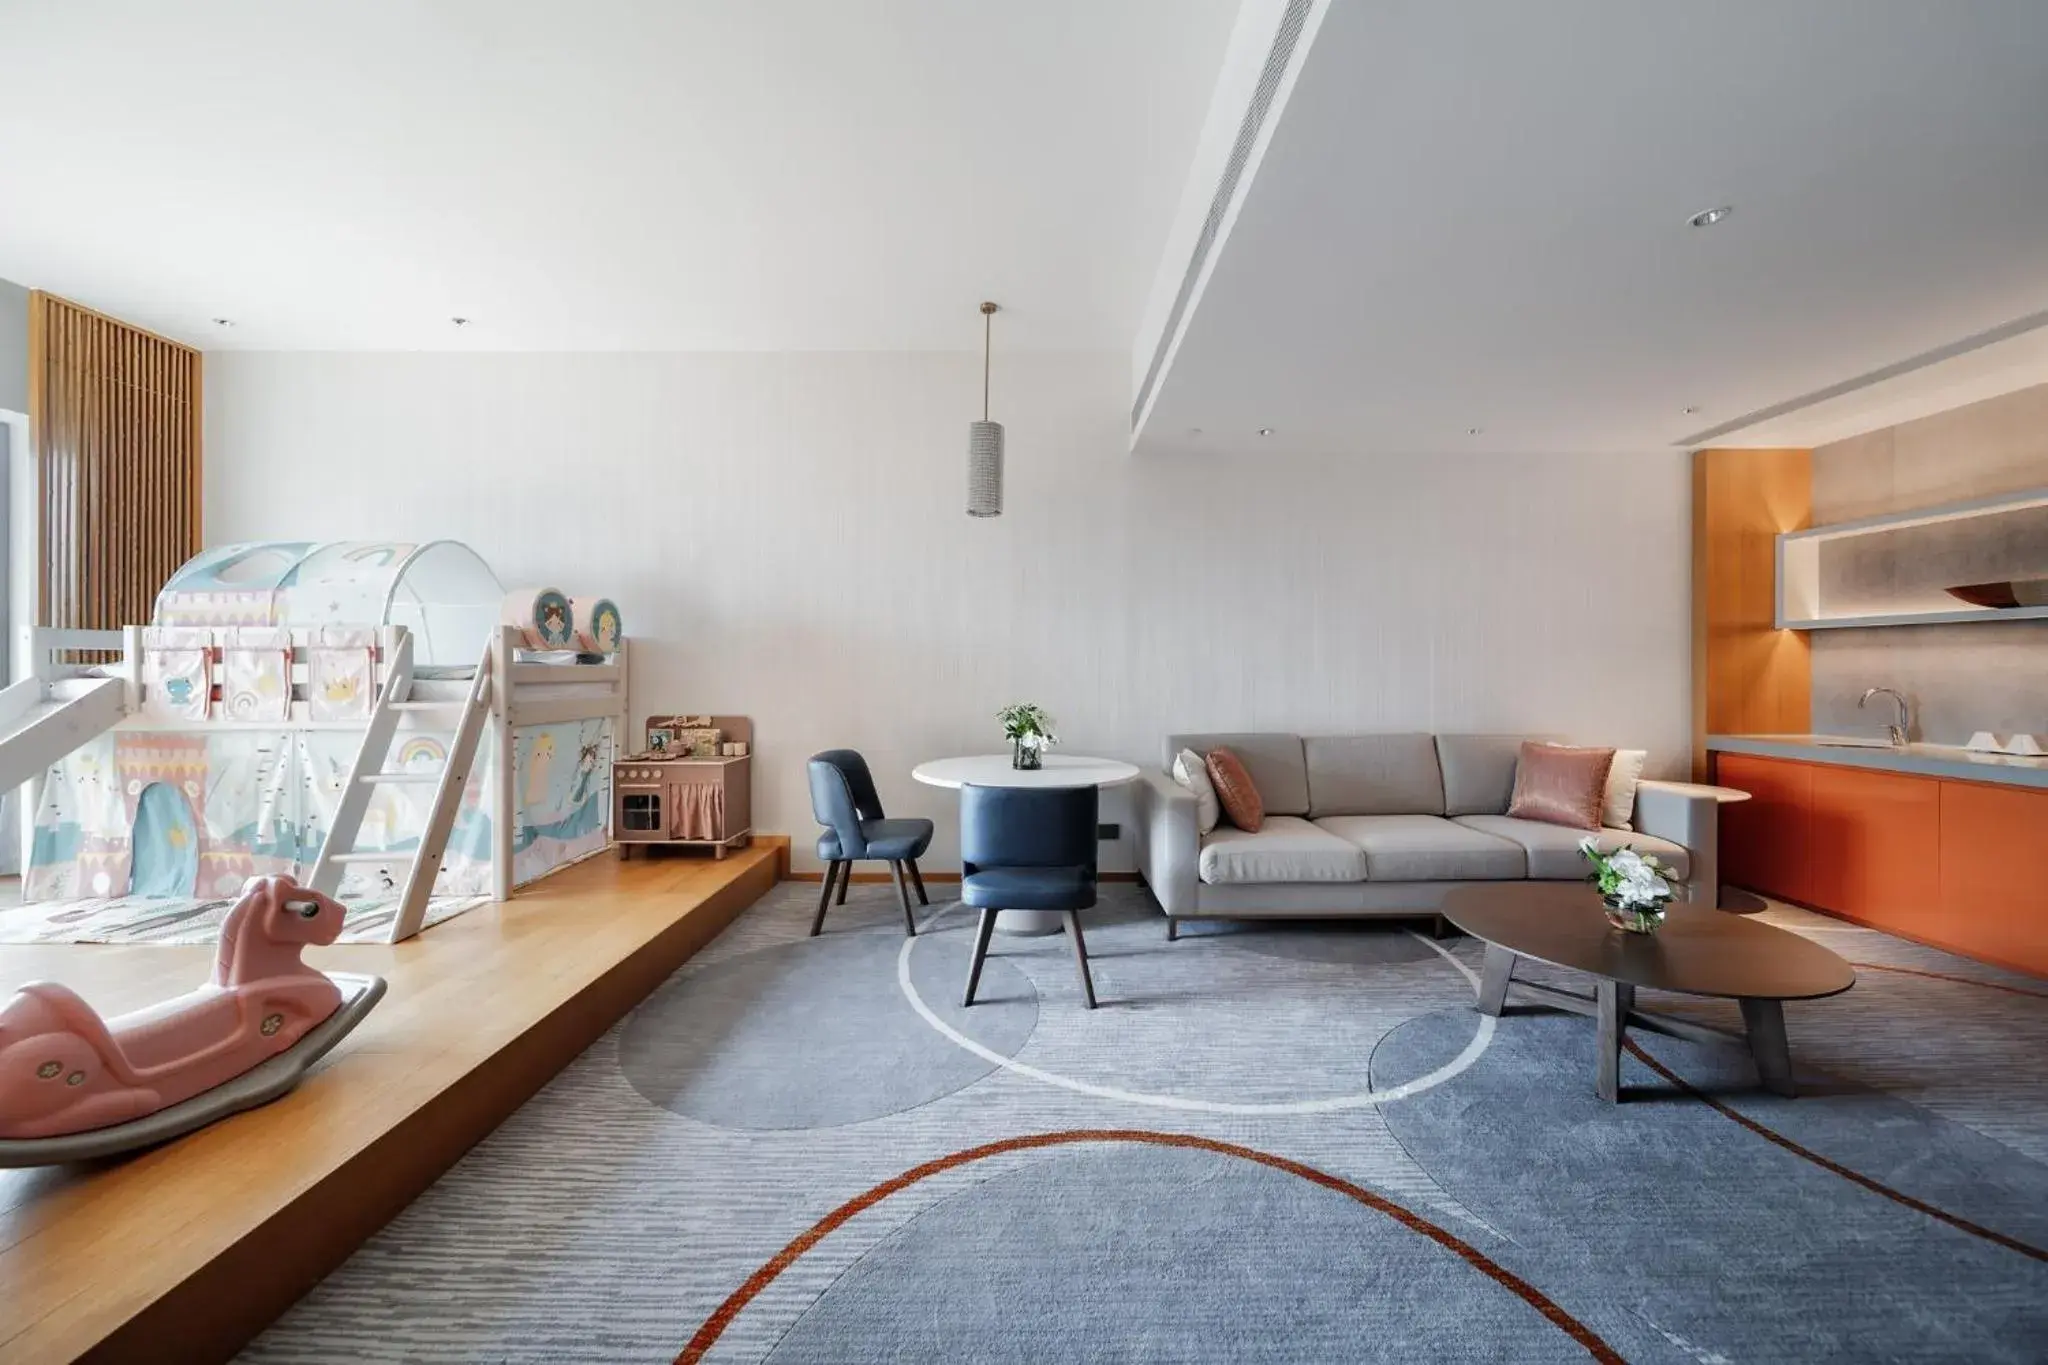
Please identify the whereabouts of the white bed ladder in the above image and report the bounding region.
[308,634,494,943]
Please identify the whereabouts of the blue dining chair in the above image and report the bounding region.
[807,749,934,937]
[960,783,1100,1009]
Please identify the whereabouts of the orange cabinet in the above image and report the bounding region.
[1938,781,2048,976]
[1714,750,2048,977]
[1717,753,1812,905]
[1805,764,1941,939]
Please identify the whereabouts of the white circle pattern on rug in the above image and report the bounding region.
[897,905,1495,1114]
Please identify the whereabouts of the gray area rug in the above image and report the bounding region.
[0,892,487,944]
[239,881,2048,1363]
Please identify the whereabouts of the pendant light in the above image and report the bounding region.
[967,301,1003,517]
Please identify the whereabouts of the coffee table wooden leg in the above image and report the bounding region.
[1476,944,1515,1016]
[1740,997,1796,1097]
[1596,980,1634,1102]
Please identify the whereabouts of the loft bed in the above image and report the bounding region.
[7,540,627,942]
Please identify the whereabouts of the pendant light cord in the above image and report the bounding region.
[982,308,992,421]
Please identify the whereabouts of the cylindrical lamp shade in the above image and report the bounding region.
[967,420,1004,517]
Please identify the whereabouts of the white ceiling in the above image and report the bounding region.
[0,0,1240,351]
[1686,310,2048,450]
[1134,0,2048,456]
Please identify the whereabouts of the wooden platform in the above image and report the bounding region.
[0,840,786,1364]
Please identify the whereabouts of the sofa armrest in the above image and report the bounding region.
[1633,780,1718,908]
[1131,770,1199,915]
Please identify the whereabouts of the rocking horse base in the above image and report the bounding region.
[0,973,387,1168]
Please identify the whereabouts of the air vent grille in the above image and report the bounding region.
[1131,0,1313,431]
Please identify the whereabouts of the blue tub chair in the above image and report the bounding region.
[960,783,1100,1009]
[807,749,934,937]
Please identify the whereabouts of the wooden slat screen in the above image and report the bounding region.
[30,291,203,634]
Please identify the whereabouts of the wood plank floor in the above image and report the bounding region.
[0,841,786,1365]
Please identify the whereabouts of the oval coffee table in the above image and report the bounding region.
[1442,884,1855,1103]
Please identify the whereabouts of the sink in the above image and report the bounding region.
[1814,736,1897,749]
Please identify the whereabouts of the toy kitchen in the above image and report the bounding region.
[613,714,753,858]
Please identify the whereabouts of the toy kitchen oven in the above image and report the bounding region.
[613,714,753,858]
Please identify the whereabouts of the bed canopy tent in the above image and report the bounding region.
[9,539,627,942]
[153,540,506,667]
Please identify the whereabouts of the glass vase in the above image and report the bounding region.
[1603,896,1667,934]
[1012,739,1042,771]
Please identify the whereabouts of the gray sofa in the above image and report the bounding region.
[1131,733,1716,930]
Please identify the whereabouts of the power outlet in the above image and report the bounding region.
[1097,822,1120,841]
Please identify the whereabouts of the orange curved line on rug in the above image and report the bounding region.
[1846,960,2048,999]
[1622,1039,2047,1262]
[675,1127,1624,1365]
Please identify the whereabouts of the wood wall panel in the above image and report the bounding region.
[1692,447,1813,777]
[29,293,202,636]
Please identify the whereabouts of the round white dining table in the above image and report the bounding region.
[912,753,1141,934]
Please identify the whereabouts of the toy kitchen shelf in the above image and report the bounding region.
[1776,484,2048,629]
[613,715,753,858]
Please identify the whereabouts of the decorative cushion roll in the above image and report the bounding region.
[571,597,622,654]
[1602,748,1648,831]
[1205,746,1265,833]
[1507,742,1616,831]
[1172,748,1221,835]
[503,588,575,650]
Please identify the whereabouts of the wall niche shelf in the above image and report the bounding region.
[1777,485,2048,630]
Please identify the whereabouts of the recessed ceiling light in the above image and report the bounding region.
[1258,427,1275,437]
[210,317,234,328]
[1467,426,1485,436]
[1682,405,1701,415]
[1188,427,1203,436]
[1687,205,1733,228]
[451,316,471,326]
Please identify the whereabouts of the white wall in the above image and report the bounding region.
[205,350,1690,871]
[0,277,27,416]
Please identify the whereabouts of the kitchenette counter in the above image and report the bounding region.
[1707,734,2048,790]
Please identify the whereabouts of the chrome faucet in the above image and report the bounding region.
[1859,687,1911,747]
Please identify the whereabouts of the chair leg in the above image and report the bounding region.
[836,861,852,905]
[963,908,997,1006]
[907,858,929,906]
[890,860,917,936]
[1166,917,1179,942]
[1065,910,1098,1009]
[810,861,841,937]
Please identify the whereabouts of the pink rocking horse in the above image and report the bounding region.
[0,876,386,1161]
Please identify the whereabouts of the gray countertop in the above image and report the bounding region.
[1707,734,2048,791]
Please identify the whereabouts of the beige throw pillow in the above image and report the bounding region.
[1172,747,1221,835]
[1602,749,1648,831]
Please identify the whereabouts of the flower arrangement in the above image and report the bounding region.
[1579,837,1681,933]
[997,703,1057,770]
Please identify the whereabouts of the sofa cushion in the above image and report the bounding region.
[1304,734,1444,817]
[1166,733,1309,815]
[1315,815,1526,881]
[1206,747,1265,832]
[1198,816,1368,885]
[1603,749,1648,830]
[1437,733,1556,816]
[1453,815,1691,881]
[1172,748,1221,834]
